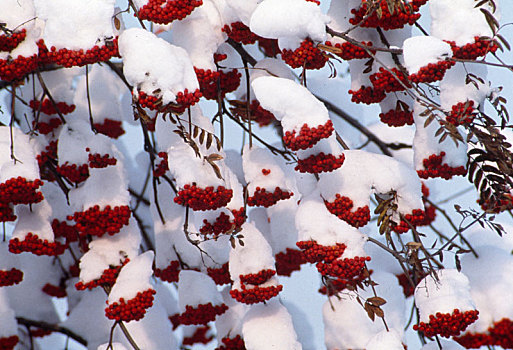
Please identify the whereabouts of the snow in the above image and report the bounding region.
[414,269,476,323]
[440,62,490,109]
[0,127,40,183]
[365,329,404,350]
[12,200,55,242]
[318,149,423,214]
[250,0,328,50]
[224,0,261,26]
[178,270,223,310]
[1,0,37,32]
[242,299,302,350]
[97,343,128,350]
[0,288,18,338]
[250,58,296,84]
[108,251,154,303]
[34,0,116,50]
[251,76,330,132]
[421,339,465,350]
[266,195,300,254]
[229,222,276,278]
[430,0,499,46]
[57,119,93,165]
[216,286,249,340]
[403,36,453,74]
[119,28,199,105]
[296,134,344,160]
[78,218,141,284]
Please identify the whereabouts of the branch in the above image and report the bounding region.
[16,317,88,347]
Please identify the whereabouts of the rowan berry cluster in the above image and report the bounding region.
[275,248,307,277]
[9,232,66,256]
[379,108,414,127]
[0,29,26,52]
[348,85,386,104]
[0,204,16,223]
[230,284,283,305]
[349,0,428,30]
[316,256,370,280]
[75,259,129,290]
[105,288,156,322]
[318,274,368,296]
[182,326,214,346]
[446,100,477,126]
[207,263,232,285]
[153,152,169,177]
[200,212,234,237]
[0,335,19,350]
[240,269,276,285]
[36,141,57,166]
[417,152,467,180]
[479,193,513,213]
[0,54,38,81]
[324,195,371,228]
[137,89,202,114]
[88,153,117,168]
[42,283,67,298]
[174,185,233,211]
[324,41,373,60]
[216,335,246,350]
[154,260,180,283]
[94,119,126,139]
[137,0,203,24]
[29,99,75,116]
[447,36,499,60]
[281,38,328,70]
[0,268,23,287]
[247,187,293,207]
[195,67,241,100]
[295,152,345,174]
[391,209,427,233]
[296,241,347,264]
[38,38,119,68]
[222,22,260,45]
[30,329,52,338]
[370,67,411,93]
[283,120,334,151]
[0,177,43,205]
[56,163,90,184]
[51,219,78,243]
[33,118,62,135]
[249,100,276,127]
[179,302,229,325]
[408,60,456,84]
[69,205,131,237]
[455,318,513,349]
[231,207,246,229]
[413,309,479,338]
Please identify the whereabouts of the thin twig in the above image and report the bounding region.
[16,317,87,346]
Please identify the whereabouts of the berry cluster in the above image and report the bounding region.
[0,268,23,286]
[281,38,328,70]
[447,36,499,60]
[222,22,259,45]
[75,259,129,290]
[33,118,62,135]
[51,219,79,243]
[154,260,180,283]
[29,99,75,116]
[137,0,203,24]
[391,209,427,233]
[179,302,229,325]
[240,269,276,285]
[56,163,89,184]
[105,288,156,322]
[38,38,119,67]
[417,152,467,180]
[195,67,241,100]
[37,140,57,166]
[137,89,202,114]
[231,207,246,229]
[200,212,234,237]
[153,152,169,177]
[479,193,513,214]
[455,318,513,349]
[0,203,16,223]
[413,309,479,338]
[216,335,246,350]
[348,85,386,104]
[93,119,125,139]
[0,29,27,52]
[275,248,306,277]
[69,205,131,237]
[349,0,427,30]
[88,153,117,168]
[295,152,345,174]
[408,60,455,84]
[318,273,369,296]
[174,185,233,211]
[325,195,371,228]
[230,284,283,305]
[324,40,374,60]
[207,263,232,285]
[379,107,414,127]
[9,232,66,256]
[395,272,417,297]
[30,329,52,338]
[182,326,214,346]
[42,283,67,298]
[296,241,347,264]
[0,177,43,205]
[316,256,371,280]
[247,187,293,207]
[446,100,477,126]
[370,67,411,93]
[0,54,38,81]
[0,335,19,350]
[283,120,334,151]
